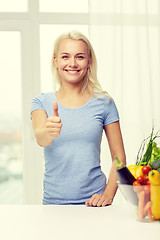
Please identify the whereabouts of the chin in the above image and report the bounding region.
[63,76,85,84]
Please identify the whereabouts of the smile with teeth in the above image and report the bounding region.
[65,69,81,72]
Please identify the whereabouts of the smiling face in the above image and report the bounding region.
[54,39,90,86]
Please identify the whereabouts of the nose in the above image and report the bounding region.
[69,57,78,67]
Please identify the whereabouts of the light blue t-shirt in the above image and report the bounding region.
[31,92,119,205]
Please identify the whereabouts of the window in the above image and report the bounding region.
[0,0,28,12]
[39,0,88,13]
[0,32,23,204]
[89,0,159,14]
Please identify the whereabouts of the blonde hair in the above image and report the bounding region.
[51,31,110,99]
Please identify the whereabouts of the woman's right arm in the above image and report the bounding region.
[31,101,62,147]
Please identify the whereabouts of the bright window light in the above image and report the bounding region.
[0,0,28,12]
[39,0,88,13]
[0,32,23,204]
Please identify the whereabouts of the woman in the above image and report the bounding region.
[31,31,126,206]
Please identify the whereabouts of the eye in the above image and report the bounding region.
[62,55,69,59]
[77,55,85,59]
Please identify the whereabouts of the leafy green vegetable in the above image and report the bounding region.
[136,128,160,166]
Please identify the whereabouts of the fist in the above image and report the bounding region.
[46,101,62,139]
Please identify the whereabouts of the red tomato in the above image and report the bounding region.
[143,174,149,182]
[133,181,141,186]
[142,166,151,175]
[146,180,150,185]
[137,176,145,185]
[133,181,142,193]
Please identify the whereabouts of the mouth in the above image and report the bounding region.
[64,69,81,73]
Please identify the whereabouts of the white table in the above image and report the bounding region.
[0,203,159,240]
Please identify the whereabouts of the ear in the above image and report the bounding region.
[53,55,58,68]
[87,56,92,68]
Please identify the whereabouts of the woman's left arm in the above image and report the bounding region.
[85,121,126,207]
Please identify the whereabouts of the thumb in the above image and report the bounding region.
[53,101,59,116]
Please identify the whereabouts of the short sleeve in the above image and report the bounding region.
[103,98,119,126]
[30,93,46,118]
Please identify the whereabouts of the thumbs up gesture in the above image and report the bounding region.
[46,101,62,140]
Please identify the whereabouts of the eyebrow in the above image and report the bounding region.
[60,53,86,55]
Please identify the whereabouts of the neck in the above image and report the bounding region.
[58,82,85,97]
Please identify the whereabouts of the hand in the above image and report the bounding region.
[45,101,62,139]
[85,193,113,207]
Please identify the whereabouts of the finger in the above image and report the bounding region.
[97,196,105,207]
[53,101,59,117]
[85,200,89,206]
[46,122,62,128]
[92,194,102,206]
[102,200,111,207]
[87,195,96,206]
[48,132,60,138]
[48,116,61,123]
[101,198,112,207]
[48,128,61,133]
